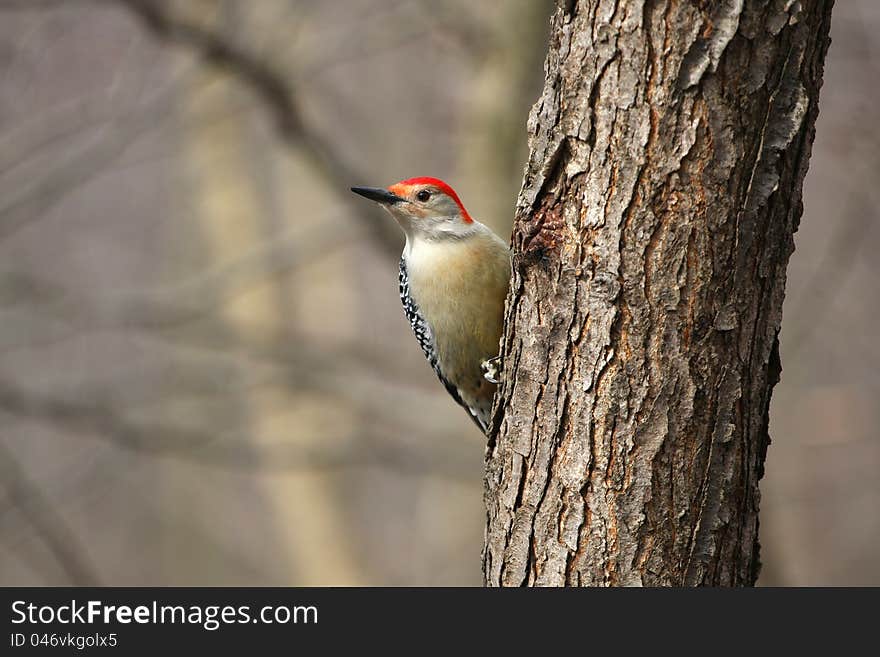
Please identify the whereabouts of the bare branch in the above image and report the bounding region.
[0,440,101,585]
[0,66,190,242]
[113,0,401,257]
[0,379,476,481]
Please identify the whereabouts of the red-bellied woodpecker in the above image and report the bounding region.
[351,177,510,434]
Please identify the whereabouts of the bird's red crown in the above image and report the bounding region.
[389,177,473,223]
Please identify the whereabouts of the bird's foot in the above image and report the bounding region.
[481,356,502,384]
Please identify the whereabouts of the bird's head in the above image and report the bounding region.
[351,177,476,242]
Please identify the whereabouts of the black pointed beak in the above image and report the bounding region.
[351,186,405,205]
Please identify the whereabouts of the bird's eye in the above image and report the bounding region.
[416,190,431,202]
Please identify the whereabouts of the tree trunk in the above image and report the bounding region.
[484,0,834,586]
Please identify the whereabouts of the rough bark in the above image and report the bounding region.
[484,0,833,586]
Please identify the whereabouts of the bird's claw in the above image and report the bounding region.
[481,356,502,384]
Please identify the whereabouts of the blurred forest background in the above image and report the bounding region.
[0,0,876,586]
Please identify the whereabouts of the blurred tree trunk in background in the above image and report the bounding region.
[484,0,834,586]
[459,0,552,233]
[171,2,365,585]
